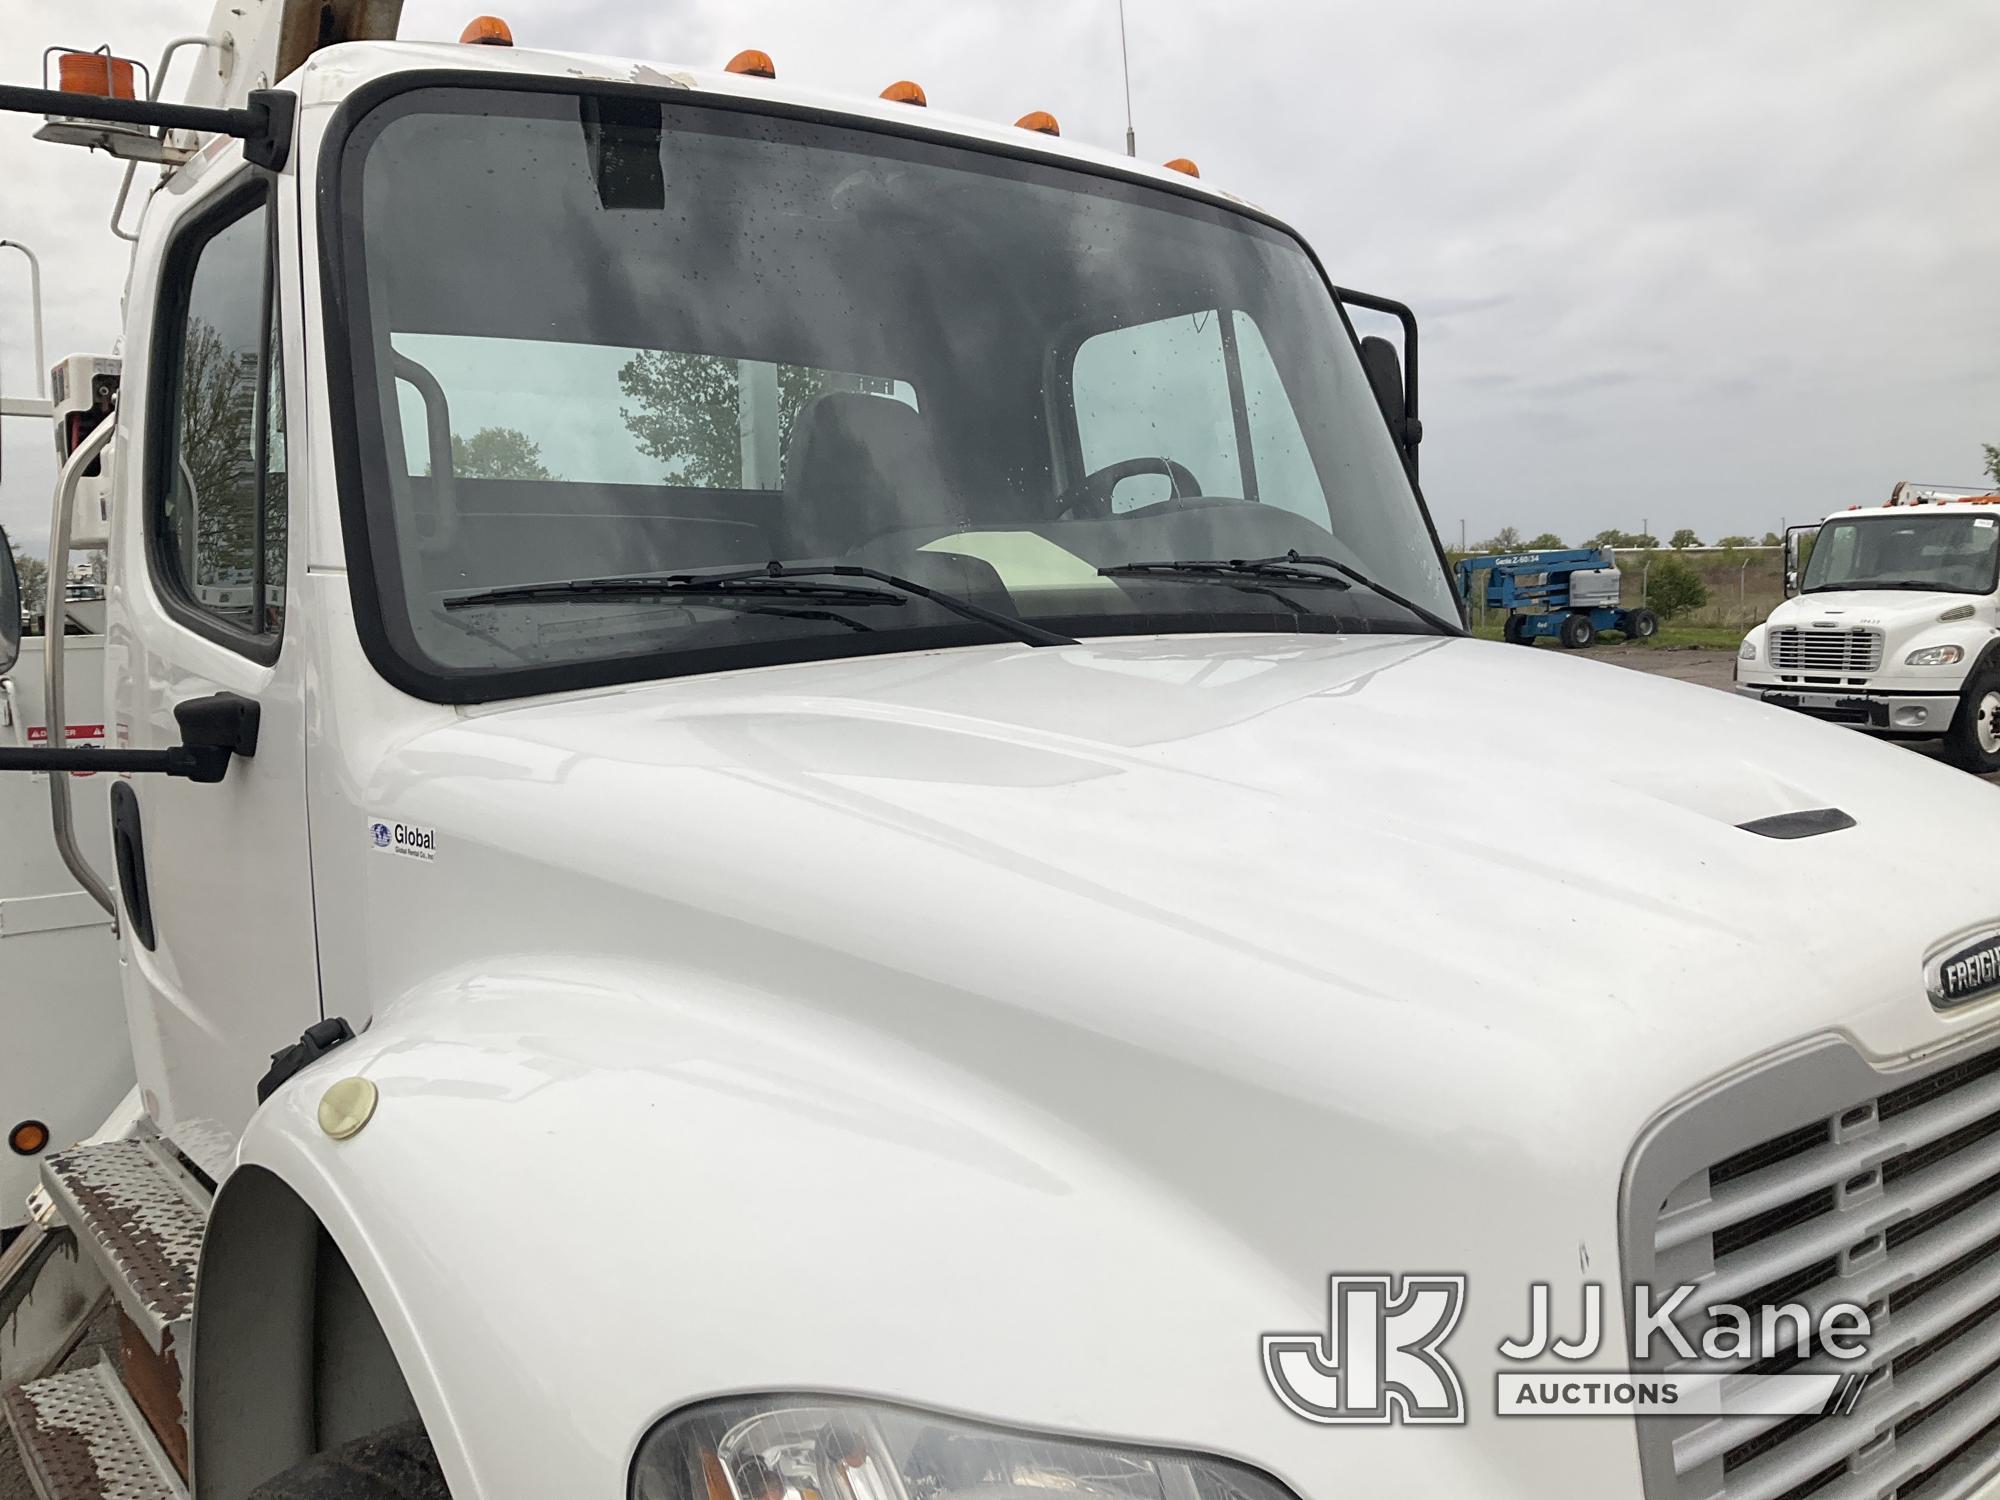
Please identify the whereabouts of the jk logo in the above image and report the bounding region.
[1262,1274,1467,1425]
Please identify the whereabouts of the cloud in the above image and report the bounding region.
[2,0,1995,560]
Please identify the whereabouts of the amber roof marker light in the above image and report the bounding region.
[459,16,514,46]
[726,49,777,79]
[880,80,928,106]
[1163,157,1200,178]
[1016,110,1060,136]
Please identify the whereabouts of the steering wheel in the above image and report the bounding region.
[1054,456,1203,521]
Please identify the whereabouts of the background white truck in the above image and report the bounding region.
[0,633,134,1255]
[1737,483,2000,773]
[6,7,2000,1500]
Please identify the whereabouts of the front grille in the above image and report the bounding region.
[1770,627,1884,676]
[1631,1041,2000,1500]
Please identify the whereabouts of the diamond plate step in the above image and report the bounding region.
[38,1141,208,1358]
[0,1358,185,1499]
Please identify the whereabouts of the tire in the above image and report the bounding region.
[1559,613,1596,650]
[1502,614,1531,646]
[1624,608,1659,641]
[1943,668,2000,776]
[247,1422,450,1499]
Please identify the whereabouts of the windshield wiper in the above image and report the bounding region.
[1100,551,1465,637]
[445,562,1075,648]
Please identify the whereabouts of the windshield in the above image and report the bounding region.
[1802,513,2000,595]
[334,84,1457,700]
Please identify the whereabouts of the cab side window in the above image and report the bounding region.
[1070,309,1330,527]
[155,190,285,651]
[1073,311,1242,512]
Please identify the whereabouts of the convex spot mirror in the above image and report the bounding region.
[0,525,21,678]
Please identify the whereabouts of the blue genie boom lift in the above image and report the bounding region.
[1455,548,1659,649]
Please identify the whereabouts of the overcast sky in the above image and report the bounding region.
[2,0,1995,558]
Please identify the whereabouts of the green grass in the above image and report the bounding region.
[1469,621,1745,651]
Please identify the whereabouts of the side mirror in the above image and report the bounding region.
[1336,289,1423,481]
[0,526,19,678]
[1784,524,1815,599]
[1359,336,1405,440]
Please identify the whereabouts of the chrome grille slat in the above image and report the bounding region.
[1674,1231,2000,1472]
[1812,1361,2000,1500]
[1633,1039,2000,1500]
[1668,1186,2000,1403]
[1666,1169,2000,1478]
[1700,1267,2000,1500]
[1659,1068,2000,1253]
[1693,1125,2000,1316]
[1769,627,1884,675]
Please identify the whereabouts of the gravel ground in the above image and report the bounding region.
[0,1415,26,1500]
[1593,644,2000,786]
[1591,643,1746,690]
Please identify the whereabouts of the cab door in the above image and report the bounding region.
[110,159,320,1178]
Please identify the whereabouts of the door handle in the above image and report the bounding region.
[110,783,156,951]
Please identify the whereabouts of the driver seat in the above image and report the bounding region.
[781,392,965,558]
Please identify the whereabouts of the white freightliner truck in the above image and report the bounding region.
[1737,486,2000,775]
[7,6,2000,1499]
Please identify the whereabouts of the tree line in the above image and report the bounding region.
[1471,526,1782,553]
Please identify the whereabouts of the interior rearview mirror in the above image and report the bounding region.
[0,525,21,679]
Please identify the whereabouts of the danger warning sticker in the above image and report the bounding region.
[26,724,106,777]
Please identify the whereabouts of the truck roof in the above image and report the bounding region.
[291,37,1259,215]
[1827,499,2000,523]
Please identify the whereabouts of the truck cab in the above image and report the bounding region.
[7,10,2000,1500]
[1737,488,2000,772]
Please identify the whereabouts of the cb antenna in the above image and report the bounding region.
[1117,0,1136,156]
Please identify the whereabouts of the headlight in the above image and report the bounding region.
[1906,644,1965,666]
[1738,639,1758,661]
[631,1397,1294,1500]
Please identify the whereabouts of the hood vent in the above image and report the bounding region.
[1738,808,1858,841]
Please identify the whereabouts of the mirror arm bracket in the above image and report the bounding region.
[0,745,223,782]
[174,691,260,761]
[0,693,260,785]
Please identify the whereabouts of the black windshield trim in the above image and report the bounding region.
[1801,515,2000,598]
[318,69,1457,704]
[1802,582,1995,596]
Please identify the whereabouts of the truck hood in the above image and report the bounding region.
[374,631,2000,1074]
[315,633,2000,1496]
[1768,589,1981,628]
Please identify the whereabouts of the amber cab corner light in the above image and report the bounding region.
[726,49,777,79]
[460,15,514,46]
[1164,157,1201,178]
[9,1120,51,1157]
[1016,110,1061,136]
[55,50,139,100]
[881,80,928,107]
